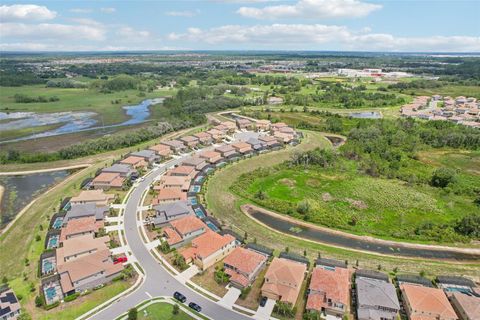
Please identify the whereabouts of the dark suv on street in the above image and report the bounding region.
[173,291,186,303]
[188,302,202,312]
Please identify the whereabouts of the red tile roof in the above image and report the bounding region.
[401,284,457,320]
[170,216,206,237]
[224,247,267,275]
[306,266,350,311]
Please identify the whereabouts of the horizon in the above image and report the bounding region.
[1,1,479,53]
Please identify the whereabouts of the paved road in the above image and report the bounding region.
[89,150,252,320]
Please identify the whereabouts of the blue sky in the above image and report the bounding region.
[1,0,479,52]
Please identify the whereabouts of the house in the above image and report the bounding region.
[271,122,288,131]
[199,151,223,164]
[258,135,282,148]
[70,189,115,207]
[261,257,307,305]
[149,144,173,158]
[60,216,103,243]
[180,136,199,148]
[152,188,187,205]
[194,132,213,145]
[396,274,433,287]
[162,215,207,248]
[219,121,236,134]
[57,249,123,295]
[206,128,225,142]
[180,230,236,271]
[273,131,294,144]
[155,175,191,192]
[120,156,148,170]
[255,119,271,131]
[306,263,350,318]
[400,284,458,320]
[167,165,197,179]
[63,203,109,224]
[436,276,476,295]
[0,286,21,320]
[102,163,136,178]
[215,144,237,158]
[245,137,266,151]
[223,247,267,288]
[161,140,188,153]
[91,172,125,190]
[56,235,110,264]
[449,292,480,320]
[236,118,253,130]
[130,149,159,164]
[232,141,252,154]
[182,157,207,171]
[151,201,192,227]
[356,277,400,320]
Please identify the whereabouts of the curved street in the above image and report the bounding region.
[88,150,251,320]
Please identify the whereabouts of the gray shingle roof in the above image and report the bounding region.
[102,164,132,174]
[152,201,192,225]
[131,150,157,158]
[64,203,108,221]
[356,277,400,310]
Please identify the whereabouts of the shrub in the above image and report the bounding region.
[172,304,180,315]
[297,200,310,214]
[44,301,60,310]
[214,268,230,284]
[35,295,43,307]
[64,293,79,302]
[431,167,457,188]
[127,307,138,320]
[240,286,251,300]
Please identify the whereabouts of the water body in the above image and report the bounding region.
[0,170,71,229]
[249,208,480,261]
[349,111,382,119]
[0,97,164,143]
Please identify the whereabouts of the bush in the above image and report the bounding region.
[214,268,230,284]
[127,307,138,320]
[64,293,79,302]
[297,200,310,214]
[35,295,43,307]
[172,304,180,315]
[239,286,251,300]
[44,301,60,310]
[431,167,457,188]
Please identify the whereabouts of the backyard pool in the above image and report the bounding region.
[52,217,63,229]
[194,176,205,183]
[194,207,206,219]
[190,185,201,193]
[42,259,55,274]
[205,168,214,175]
[206,221,219,232]
[45,286,57,302]
[47,235,59,249]
[188,197,198,205]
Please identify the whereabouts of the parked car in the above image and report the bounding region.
[259,296,268,307]
[174,291,186,303]
[188,302,202,312]
[114,256,128,264]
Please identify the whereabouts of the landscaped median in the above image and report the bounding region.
[204,130,480,279]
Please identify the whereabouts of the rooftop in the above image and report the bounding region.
[60,216,102,242]
[70,189,114,204]
[102,163,133,174]
[155,188,187,202]
[307,266,350,310]
[131,149,157,158]
[451,292,480,320]
[224,247,267,275]
[168,165,196,176]
[190,230,235,259]
[120,156,146,165]
[56,235,110,264]
[356,277,400,310]
[401,284,457,320]
[170,215,207,237]
[262,257,307,304]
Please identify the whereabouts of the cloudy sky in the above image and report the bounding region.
[1,0,479,52]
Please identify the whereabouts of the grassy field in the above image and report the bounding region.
[0,85,173,124]
[204,130,480,279]
[138,302,193,320]
[233,158,479,242]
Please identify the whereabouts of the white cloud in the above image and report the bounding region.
[166,10,200,17]
[167,24,480,52]
[100,7,116,14]
[237,0,382,19]
[69,8,93,14]
[0,4,56,21]
[117,26,151,39]
[0,22,106,41]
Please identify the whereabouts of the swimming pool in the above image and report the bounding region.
[205,168,214,174]
[190,185,201,193]
[188,197,198,205]
[194,208,206,219]
[52,217,63,229]
[47,236,59,248]
[45,287,57,301]
[194,176,204,183]
[206,221,220,232]
[445,287,472,295]
[42,259,54,273]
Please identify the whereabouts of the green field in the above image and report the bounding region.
[139,302,192,320]
[232,157,479,242]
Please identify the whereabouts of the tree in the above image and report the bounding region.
[127,307,138,320]
[172,304,180,315]
[1,276,7,284]
[34,296,43,308]
[214,268,230,284]
[430,167,457,188]
[254,190,267,200]
[455,213,480,239]
[297,200,310,214]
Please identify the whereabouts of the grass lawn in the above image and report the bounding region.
[138,302,193,320]
[191,262,228,298]
[235,267,267,310]
[204,130,480,280]
[233,162,479,243]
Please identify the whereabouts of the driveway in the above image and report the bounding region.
[219,286,241,308]
[254,298,276,320]
[176,265,200,283]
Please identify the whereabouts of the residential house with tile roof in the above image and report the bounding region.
[155,175,191,192]
[120,156,148,170]
[162,215,207,248]
[161,140,188,153]
[400,283,458,320]
[193,132,213,145]
[261,257,307,305]
[223,247,268,288]
[149,143,173,158]
[70,189,115,207]
[152,188,187,205]
[101,163,136,178]
[199,151,223,164]
[232,141,252,154]
[151,201,192,227]
[59,216,103,244]
[91,172,125,190]
[63,203,109,224]
[180,230,236,271]
[450,292,480,320]
[180,135,199,148]
[215,144,238,158]
[182,157,207,171]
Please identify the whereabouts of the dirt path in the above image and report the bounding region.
[0,164,90,176]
